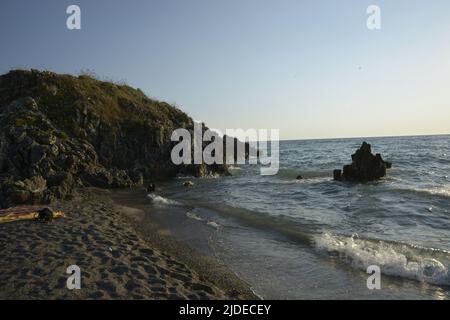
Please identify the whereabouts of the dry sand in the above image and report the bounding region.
[0,188,256,300]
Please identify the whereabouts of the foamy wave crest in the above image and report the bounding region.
[314,233,450,286]
[392,185,450,199]
[412,187,450,198]
[147,194,180,206]
[186,211,221,229]
[186,211,203,221]
[207,221,221,229]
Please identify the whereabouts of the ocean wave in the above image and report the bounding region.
[186,210,221,229]
[206,221,221,229]
[186,211,203,221]
[147,194,180,206]
[200,203,317,244]
[390,186,450,200]
[314,233,450,286]
[410,187,450,198]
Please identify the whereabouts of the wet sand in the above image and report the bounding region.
[0,187,257,300]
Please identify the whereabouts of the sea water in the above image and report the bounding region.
[149,135,450,299]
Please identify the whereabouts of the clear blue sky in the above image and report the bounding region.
[1,0,449,140]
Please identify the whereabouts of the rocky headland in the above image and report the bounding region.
[0,69,232,208]
[0,69,257,300]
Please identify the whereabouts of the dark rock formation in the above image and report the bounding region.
[222,135,259,163]
[146,183,156,193]
[334,142,392,182]
[0,69,230,208]
[333,169,342,181]
[183,181,194,187]
[296,175,303,180]
[36,207,54,223]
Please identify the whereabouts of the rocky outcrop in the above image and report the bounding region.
[0,69,230,208]
[222,135,259,162]
[334,142,392,182]
[146,183,156,193]
[183,181,194,187]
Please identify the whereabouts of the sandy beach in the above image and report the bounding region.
[0,187,256,300]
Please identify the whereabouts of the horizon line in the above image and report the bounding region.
[245,132,450,143]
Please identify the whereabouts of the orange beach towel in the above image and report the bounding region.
[0,206,64,224]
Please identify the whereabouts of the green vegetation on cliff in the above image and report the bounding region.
[0,69,227,208]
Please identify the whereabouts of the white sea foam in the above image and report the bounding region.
[314,233,450,286]
[413,187,450,198]
[186,211,203,221]
[206,221,221,229]
[186,210,221,229]
[147,194,179,206]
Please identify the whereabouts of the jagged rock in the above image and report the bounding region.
[8,127,27,143]
[29,144,49,164]
[129,171,144,186]
[222,135,259,162]
[183,181,194,187]
[0,69,231,208]
[333,169,342,181]
[146,183,156,193]
[0,175,48,207]
[110,169,133,188]
[36,134,56,145]
[46,172,77,199]
[334,142,392,182]
[81,170,113,188]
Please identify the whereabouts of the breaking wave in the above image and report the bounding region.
[147,194,180,206]
[186,210,221,229]
[408,187,450,199]
[314,233,450,286]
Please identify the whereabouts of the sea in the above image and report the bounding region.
[146,135,450,299]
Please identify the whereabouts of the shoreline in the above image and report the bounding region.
[0,187,257,300]
[110,188,258,300]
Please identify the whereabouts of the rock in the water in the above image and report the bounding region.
[296,175,303,180]
[334,142,392,182]
[333,169,342,181]
[183,181,194,187]
[146,183,156,193]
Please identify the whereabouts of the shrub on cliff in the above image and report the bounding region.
[0,69,227,208]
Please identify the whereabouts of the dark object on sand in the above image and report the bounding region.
[36,207,54,223]
[0,206,64,224]
[146,183,156,193]
[296,175,303,180]
[334,142,392,182]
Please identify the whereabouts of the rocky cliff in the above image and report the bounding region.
[0,69,228,208]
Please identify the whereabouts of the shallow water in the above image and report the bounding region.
[151,135,450,299]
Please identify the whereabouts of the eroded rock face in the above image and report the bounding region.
[334,142,392,182]
[0,176,48,207]
[0,70,230,208]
